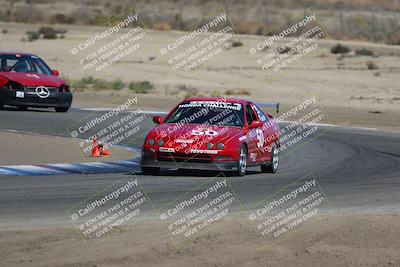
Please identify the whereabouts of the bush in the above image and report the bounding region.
[38,26,57,39]
[231,40,243,47]
[236,89,251,95]
[73,77,126,90]
[26,31,40,42]
[224,89,251,96]
[129,81,153,93]
[366,61,378,70]
[225,89,236,95]
[74,76,95,88]
[81,76,96,84]
[24,26,66,42]
[110,79,125,90]
[331,43,350,54]
[355,48,374,56]
[94,79,125,90]
[277,46,292,54]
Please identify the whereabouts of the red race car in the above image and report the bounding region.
[0,52,72,112]
[141,97,280,176]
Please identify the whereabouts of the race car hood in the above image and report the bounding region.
[149,123,244,148]
[0,72,65,87]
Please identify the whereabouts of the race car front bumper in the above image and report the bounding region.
[0,87,72,108]
[140,149,238,171]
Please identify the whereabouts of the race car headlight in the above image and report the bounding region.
[216,142,224,150]
[157,140,164,146]
[206,143,213,149]
[147,139,155,146]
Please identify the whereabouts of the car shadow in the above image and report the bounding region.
[143,168,261,177]
[0,106,55,112]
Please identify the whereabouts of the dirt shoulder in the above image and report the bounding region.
[0,130,134,166]
[0,213,399,267]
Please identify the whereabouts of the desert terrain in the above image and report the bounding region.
[0,9,399,267]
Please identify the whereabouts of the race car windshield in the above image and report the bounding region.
[0,55,52,75]
[165,101,244,127]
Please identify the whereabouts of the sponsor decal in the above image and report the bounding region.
[256,128,265,148]
[179,101,242,111]
[190,149,218,154]
[191,129,218,136]
[175,139,194,144]
[159,147,175,153]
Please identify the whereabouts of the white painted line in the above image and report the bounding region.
[1,165,66,175]
[0,166,66,176]
[280,120,377,131]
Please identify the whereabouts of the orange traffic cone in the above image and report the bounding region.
[91,139,110,157]
[91,139,101,157]
[98,144,110,156]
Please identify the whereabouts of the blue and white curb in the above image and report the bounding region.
[0,159,141,176]
[0,148,142,177]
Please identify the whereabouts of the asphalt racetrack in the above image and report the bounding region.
[0,107,399,229]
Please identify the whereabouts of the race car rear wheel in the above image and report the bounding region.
[237,145,247,176]
[261,142,279,173]
[141,166,160,175]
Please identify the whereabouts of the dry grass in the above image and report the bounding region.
[1,0,400,44]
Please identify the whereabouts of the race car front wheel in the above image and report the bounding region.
[237,145,247,176]
[261,142,279,173]
[141,166,160,175]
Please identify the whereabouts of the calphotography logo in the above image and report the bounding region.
[35,86,50,98]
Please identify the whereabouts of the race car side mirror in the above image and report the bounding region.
[52,70,60,76]
[153,115,164,124]
[249,120,262,129]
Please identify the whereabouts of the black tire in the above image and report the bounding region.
[141,166,160,175]
[237,145,247,176]
[55,107,69,113]
[261,142,279,173]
